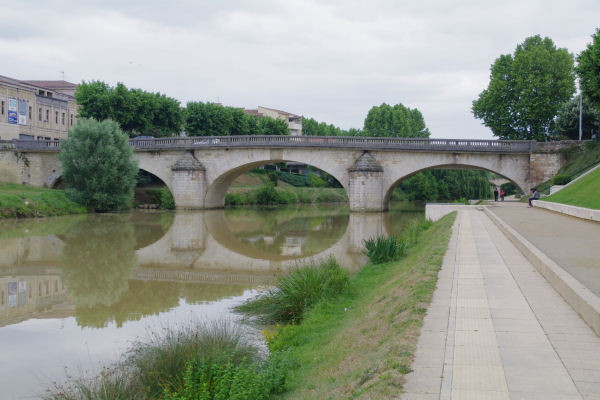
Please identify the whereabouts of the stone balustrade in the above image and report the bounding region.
[2,136,540,153]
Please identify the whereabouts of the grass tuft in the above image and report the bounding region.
[235,257,350,324]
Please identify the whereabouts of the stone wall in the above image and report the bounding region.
[529,152,566,189]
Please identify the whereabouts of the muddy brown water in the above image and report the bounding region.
[0,203,423,399]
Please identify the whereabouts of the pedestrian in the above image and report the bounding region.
[500,189,505,201]
[494,187,499,201]
[528,188,539,207]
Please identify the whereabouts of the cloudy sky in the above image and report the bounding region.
[1,0,599,139]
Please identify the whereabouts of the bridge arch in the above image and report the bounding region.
[382,161,530,206]
[203,154,350,209]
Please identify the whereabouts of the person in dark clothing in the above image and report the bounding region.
[528,188,539,207]
[494,187,499,201]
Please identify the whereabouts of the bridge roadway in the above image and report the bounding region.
[0,136,575,211]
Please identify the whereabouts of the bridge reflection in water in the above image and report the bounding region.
[0,205,424,399]
[0,205,422,329]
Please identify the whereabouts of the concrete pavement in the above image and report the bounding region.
[489,201,600,297]
[401,208,600,400]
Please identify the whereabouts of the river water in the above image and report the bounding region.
[0,203,423,399]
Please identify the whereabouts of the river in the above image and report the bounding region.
[0,203,423,399]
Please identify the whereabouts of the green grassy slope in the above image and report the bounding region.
[0,183,87,218]
[544,167,600,209]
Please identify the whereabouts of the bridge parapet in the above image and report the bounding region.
[4,136,539,153]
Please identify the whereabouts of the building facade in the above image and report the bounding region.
[0,75,78,141]
[245,106,303,135]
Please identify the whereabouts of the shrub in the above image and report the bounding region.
[126,320,259,398]
[266,170,278,186]
[163,351,293,400]
[553,174,572,185]
[235,257,350,324]
[59,119,138,211]
[363,235,408,264]
[159,187,175,209]
[309,174,329,188]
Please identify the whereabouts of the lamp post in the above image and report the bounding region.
[579,93,583,141]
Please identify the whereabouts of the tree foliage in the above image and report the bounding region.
[75,81,183,137]
[59,118,138,211]
[472,35,576,141]
[576,29,600,110]
[362,103,430,137]
[555,97,600,140]
[184,102,289,136]
[398,170,493,201]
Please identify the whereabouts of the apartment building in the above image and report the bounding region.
[0,75,78,141]
[245,106,303,136]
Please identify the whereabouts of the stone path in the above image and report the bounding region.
[401,209,600,400]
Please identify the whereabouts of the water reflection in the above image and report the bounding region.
[0,204,423,330]
[0,204,423,399]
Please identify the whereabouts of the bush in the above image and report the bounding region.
[163,352,293,400]
[553,174,572,185]
[309,174,329,188]
[363,235,408,264]
[235,257,350,324]
[59,119,138,211]
[126,320,259,398]
[266,171,278,186]
[159,187,175,209]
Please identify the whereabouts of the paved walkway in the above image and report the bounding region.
[402,209,600,400]
[489,201,600,296]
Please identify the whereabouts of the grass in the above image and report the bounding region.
[226,184,347,206]
[0,182,87,218]
[544,167,600,209]
[536,141,600,194]
[263,212,455,399]
[235,257,351,324]
[44,319,290,400]
[363,235,408,264]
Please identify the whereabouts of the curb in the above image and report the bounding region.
[484,207,600,336]
[534,200,600,222]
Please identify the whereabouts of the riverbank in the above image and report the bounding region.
[268,212,455,398]
[0,183,87,218]
[39,211,454,399]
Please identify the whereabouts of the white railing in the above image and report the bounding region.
[4,136,539,153]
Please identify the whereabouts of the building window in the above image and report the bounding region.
[46,109,49,122]
[1,100,4,115]
[62,112,65,125]
[38,283,42,296]
[55,280,58,292]
[45,281,49,295]
[70,114,73,126]
[1,291,4,305]
[39,107,42,121]
[29,106,32,119]
[55,111,58,124]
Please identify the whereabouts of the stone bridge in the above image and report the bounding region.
[0,136,574,211]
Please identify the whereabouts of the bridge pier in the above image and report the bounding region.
[348,152,386,212]
[171,152,207,209]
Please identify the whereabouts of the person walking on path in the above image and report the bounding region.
[500,189,505,201]
[528,188,539,207]
[494,187,499,201]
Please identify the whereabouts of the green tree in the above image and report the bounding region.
[258,115,289,135]
[576,29,600,110]
[555,97,600,140]
[59,118,138,211]
[75,81,182,137]
[363,103,430,137]
[472,35,576,141]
